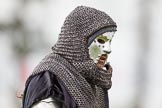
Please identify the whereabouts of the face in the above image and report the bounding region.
[88,32,115,61]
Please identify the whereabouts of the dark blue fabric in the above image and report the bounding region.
[23,71,77,108]
[104,89,109,108]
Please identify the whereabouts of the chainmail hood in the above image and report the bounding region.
[52,6,117,62]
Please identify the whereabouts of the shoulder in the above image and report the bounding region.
[25,71,53,86]
[23,71,63,108]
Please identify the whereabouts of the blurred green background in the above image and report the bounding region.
[0,0,162,108]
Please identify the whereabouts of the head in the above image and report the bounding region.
[52,6,117,63]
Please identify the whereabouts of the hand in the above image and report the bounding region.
[96,54,113,89]
[104,62,113,79]
[104,62,113,89]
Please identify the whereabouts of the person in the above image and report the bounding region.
[22,6,117,108]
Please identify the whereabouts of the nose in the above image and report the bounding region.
[103,50,111,54]
[103,42,111,54]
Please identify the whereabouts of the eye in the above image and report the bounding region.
[97,39,105,44]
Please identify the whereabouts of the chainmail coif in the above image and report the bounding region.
[29,6,117,108]
[52,6,116,62]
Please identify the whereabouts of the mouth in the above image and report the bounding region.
[100,54,107,60]
[96,54,108,61]
[96,54,108,69]
[98,54,108,63]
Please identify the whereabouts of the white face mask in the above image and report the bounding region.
[88,32,115,62]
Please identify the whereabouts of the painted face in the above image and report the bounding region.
[88,32,115,61]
